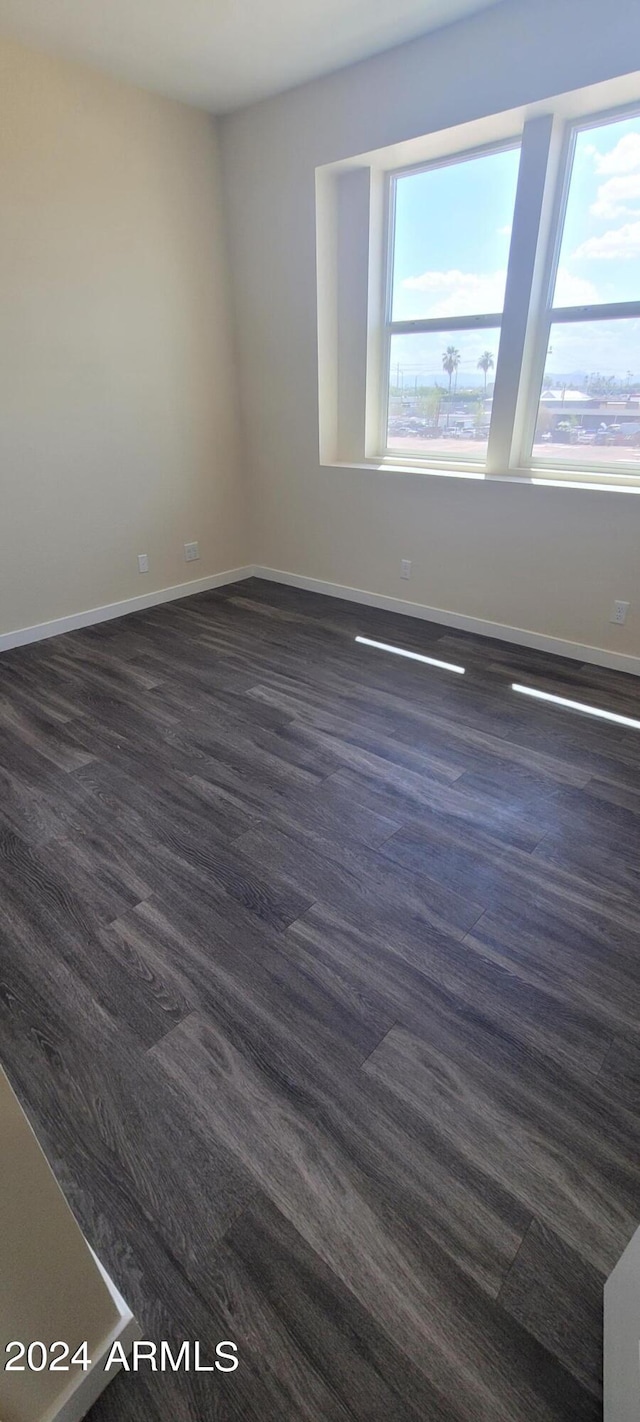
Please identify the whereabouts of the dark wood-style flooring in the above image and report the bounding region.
[2,577,640,1420]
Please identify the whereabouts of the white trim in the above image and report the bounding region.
[386,134,522,186]
[377,166,395,460]
[390,313,502,335]
[40,1252,140,1422]
[549,299,640,323]
[254,566,640,676]
[3,562,638,677]
[322,456,640,492]
[489,114,555,474]
[0,567,254,653]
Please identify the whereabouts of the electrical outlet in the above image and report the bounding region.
[611,600,630,625]
[137,553,149,573]
[184,542,200,563]
[401,559,411,580]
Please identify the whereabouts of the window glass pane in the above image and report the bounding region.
[531,318,640,467]
[391,147,521,322]
[554,113,640,308]
[387,329,501,461]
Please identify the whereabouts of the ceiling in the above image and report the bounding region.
[0,0,503,114]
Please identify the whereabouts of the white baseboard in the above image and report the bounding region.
[3,561,639,676]
[254,566,640,677]
[0,567,254,653]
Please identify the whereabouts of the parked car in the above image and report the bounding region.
[388,421,414,437]
[552,421,578,443]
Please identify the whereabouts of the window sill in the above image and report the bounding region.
[322,458,640,494]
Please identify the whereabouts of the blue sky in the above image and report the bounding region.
[392,145,519,324]
[391,115,640,388]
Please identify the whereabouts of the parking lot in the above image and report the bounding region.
[386,434,640,463]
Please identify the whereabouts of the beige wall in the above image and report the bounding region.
[0,35,248,638]
[3,8,640,661]
[220,0,640,662]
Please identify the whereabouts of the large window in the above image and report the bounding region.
[376,103,640,484]
[530,112,640,473]
[384,144,521,462]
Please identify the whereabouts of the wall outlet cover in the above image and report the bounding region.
[611,600,630,625]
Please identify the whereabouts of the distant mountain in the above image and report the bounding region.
[544,371,589,385]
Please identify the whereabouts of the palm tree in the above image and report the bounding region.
[477,350,495,394]
[442,346,460,425]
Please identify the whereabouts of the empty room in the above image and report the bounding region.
[1,0,640,1418]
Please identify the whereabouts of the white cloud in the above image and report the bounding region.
[401,268,506,318]
[497,223,512,237]
[400,265,599,316]
[593,132,640,176]
[572,221,640,261]
[553,268,600,305]
[590,174,640,220]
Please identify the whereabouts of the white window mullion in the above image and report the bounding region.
[389,313,503,336]
[550,300,640,324]
[486,114,557,475]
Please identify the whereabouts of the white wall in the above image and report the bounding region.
[220,0,640,662]
[0,35,248,639]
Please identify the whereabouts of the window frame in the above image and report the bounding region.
[520,101,640,481]
[379,137,522,470]
[374,100,640,489]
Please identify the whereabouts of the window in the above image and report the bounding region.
[384,144,521,463]
[355,98,640,485]
[529,111,640,474]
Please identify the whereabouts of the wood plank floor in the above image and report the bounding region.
[1,576,640,1419]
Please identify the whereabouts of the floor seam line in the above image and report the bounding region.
[359,1021,399,1070]
[496,1215,536,1305]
